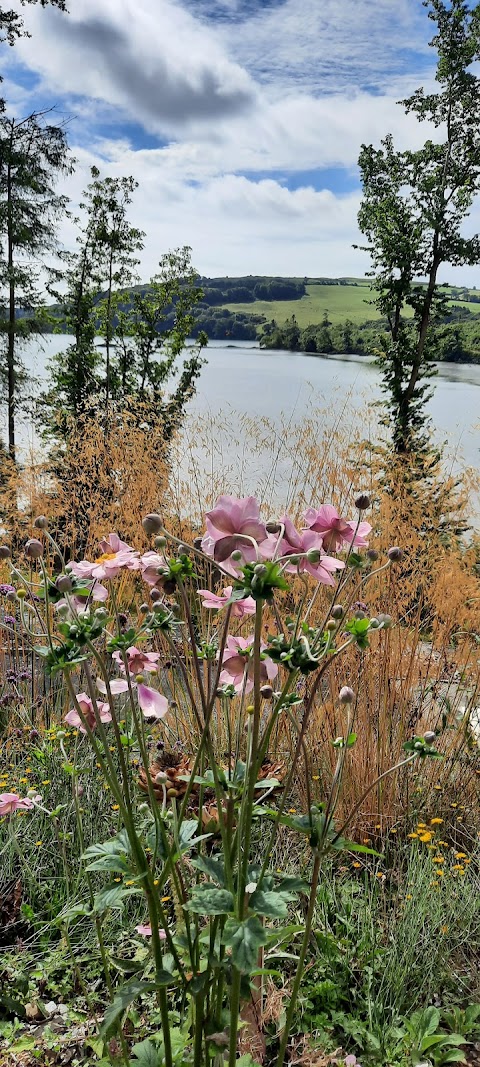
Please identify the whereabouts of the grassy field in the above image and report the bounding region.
[221,279,480,327]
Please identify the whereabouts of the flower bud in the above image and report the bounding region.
[355,493,371,511]
[0,545,11,559]
[154,535,167,549]
[260,684,273,699]
[326,619,337,631]
[339,686,355,704]
[366,549,378,562]
[423,730,436,744]
[231,550,243,561]
[33,515,48,530]
[266,521,281,534]
[139,602,150,614]
[17,588,27,599]
[288,554,301,565]
[155,771,168,784]
[306,548,321,564]
[55,574,73,594]
[56,729,66,739]
[150,588,162,602]
[387,546,403,563]
[6,589,17,602]
[369,617,380,628]
[246,704,255,715]
[142,513,164,536]
[135,674,145,685]
[377,613,393,629]
[355,609,367,619]
[25,538,43,560]
[94,607,108,622]
[253,563,267,577]
[331,604,344,620]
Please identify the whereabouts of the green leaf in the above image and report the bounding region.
[130,1038,161,1066]
[86,854,131,874]
[222,916,269,974]
[439,1051,467,1064]
[109,956,145,975]
[250,889,290,919]
[333,838,382,856]
[185,886,234,916]
[190,856,226,885]
[100,980,156,1038]
[94,883,141,912]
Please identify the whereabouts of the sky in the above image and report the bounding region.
[2,0,480,282]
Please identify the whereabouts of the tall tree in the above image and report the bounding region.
[0,109,72,458]
[83,168,144,407]
[357,0,480,454]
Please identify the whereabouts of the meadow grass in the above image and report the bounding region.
[221,280,480,328]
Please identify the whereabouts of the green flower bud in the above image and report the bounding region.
[142,513,164,535]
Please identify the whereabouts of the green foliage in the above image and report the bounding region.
[357,0,480,454]
[0,109,72,456]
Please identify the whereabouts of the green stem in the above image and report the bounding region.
[276,854,322,1067]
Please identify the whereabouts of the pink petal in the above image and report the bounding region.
[97,677,129,695]
[137,684,168,719]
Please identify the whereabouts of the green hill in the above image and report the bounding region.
[220,278,480,328]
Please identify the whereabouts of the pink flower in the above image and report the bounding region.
[0,792,35,816]
[67,533,140,581]
[219,634,278,694]
[135,923,167,939]
[55,581,108,617]
[304,505,371,552]
[112,646,161,675]
[198,586,256,618]
[201,495,267,573]
[97,677,168,720]
[140,550,167,589]
[263,515,344,587]
[64,693,113,733]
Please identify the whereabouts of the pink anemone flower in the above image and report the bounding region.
[140,550,167,589]
[304,505,371,552]
[198,586,256,617]
[201,495,267,573]
[135,924,167,939]
[64,693,112,733]
[0,792,36,816]
[112,646,161,675]
[263,515,345,587]
[67,532,140,582]
[218,634,278,694]
[97,677,168,720]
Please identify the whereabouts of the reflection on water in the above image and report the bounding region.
[10,336,480,476]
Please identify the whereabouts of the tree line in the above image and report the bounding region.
[260,309,480,364]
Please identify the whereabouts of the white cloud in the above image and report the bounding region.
[5,0,480,284]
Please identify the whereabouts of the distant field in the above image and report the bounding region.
[221,280,480,327]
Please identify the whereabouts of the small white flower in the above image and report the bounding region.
[245,882,257,895]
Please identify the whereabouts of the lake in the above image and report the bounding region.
[9,336,480,492]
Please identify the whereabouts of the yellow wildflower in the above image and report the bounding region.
[419,832,434,843]
[455,852,467,859]
[430,818,443,825]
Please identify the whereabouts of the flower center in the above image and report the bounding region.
[94,552,117,564]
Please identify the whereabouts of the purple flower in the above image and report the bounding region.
[0,584,15,597]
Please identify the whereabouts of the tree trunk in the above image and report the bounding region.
[6,154,15,462]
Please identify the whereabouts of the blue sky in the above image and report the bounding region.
[4,0,477,281]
